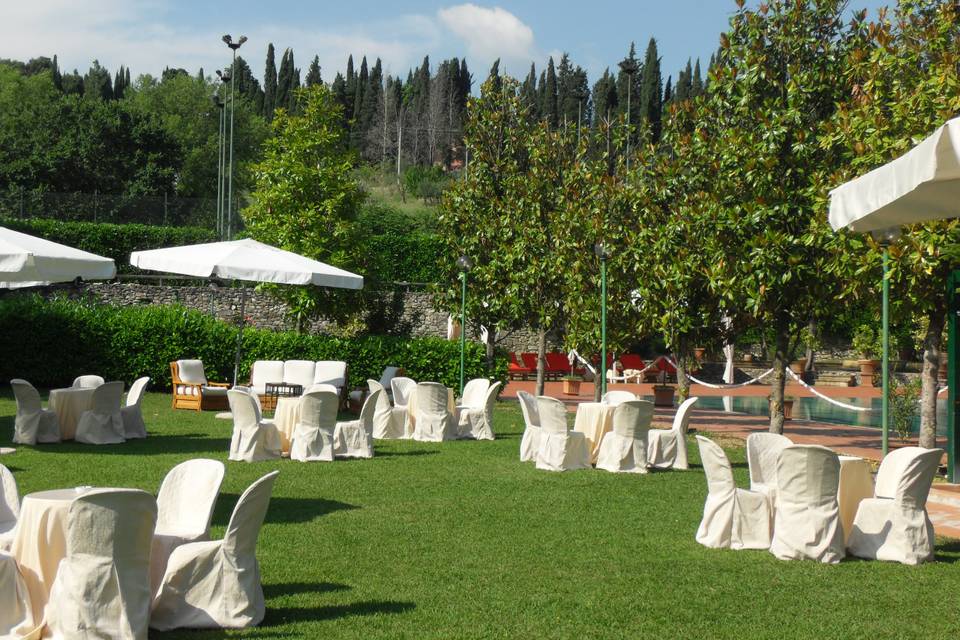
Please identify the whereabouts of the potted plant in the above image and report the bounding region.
[852,324,882,386]
[652,370,675,407]
[562,374,581,396]
[741,352,754,363]
[693,347,707,362]
[890,376,921,442]
[769,395,796,420]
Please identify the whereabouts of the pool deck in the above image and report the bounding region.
[503,379,960,538]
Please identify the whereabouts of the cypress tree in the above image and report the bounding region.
[113,66,126,99]
[276,48,295,113]
[263,43,278,119]
[83,60,112,100]
[331,72,349,128]
[357,58,382,148]
[520,63,539,119]
[459,59,471,113]
[556,53,574,126]
[663,75,673,105]
[305,55,322,86]
[616,42,641,125]
[352,56,368,130]
[542,56,558,129]
[51,55,62,91]
[234,56,264,113]
[675,59,692,103]
[691,58,704,97]
[345,55,356,121]
[486,58,502,94]
[537,70,546,118]
[639,37,662,142]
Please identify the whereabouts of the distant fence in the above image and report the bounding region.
[0,189,245,229]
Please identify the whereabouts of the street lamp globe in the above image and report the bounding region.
[871,226,902,247]
[457,255,474,272]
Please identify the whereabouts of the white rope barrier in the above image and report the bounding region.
[566,349,597,376]
[785,367,876,413]
[662,357,776,389]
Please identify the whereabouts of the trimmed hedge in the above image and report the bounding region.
[0,218,216,274]
[0,295,508,392]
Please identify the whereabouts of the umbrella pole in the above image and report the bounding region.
[233,283,246,387]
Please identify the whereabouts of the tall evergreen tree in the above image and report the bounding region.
[305,55,322,86]
[263,43,278,119]
[592,69,618,124]
[276,48,295,113]
[691,58,704,97]
[459,59,471,112]
[113,65,127,99]
[233,56,264,113]
[616,42,642,125]
[520,63,539,119]
[345,55,356,121]
[486,59,502,94]
[331,72,349,129]
[541,56,558,128]
[639,37,663,142]
[674,59,692,103]
[352,56,369,129]
[51,54,62,91]
[663,75,673,105]
[84,60,112,100]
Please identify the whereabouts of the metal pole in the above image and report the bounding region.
[233,283,247,387]
[601,255,607,396]
[577,100,582,147]
[948,270,959,482]
[882,246,890,456]
[459,271,467,395]
[625,81,632,172]
[216,100,224,238]
[227,48,237,241]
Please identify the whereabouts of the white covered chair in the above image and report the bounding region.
[0,551,34,637]
[695,435,772,549]
[10,379,59,445]
[647,396,698,470]
[769,445,845,563]
[535,396,590,472]
[517,390,541,462]
[412,382,456,442]
[289,390,339,462]
[151,471,279,631]
[746,432,793,507]
[369,380,404,439]
[847,446,943,565]
[349,366,403,406]
[71,374,105,389]
[334,389,380,458]
[151,459,226,594]
[458,378,490,409]
[596,400,653,474]
[391,377,416,438]
[121,376,151,439]
[228,390,282,462]
[248,360,284,397]
[75,380,125,445]
[0,465,19,552]
[457,381,501,440]
[46,489,157,639]
[600,390,637,406]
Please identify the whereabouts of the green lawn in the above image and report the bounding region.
[3,391,960,639]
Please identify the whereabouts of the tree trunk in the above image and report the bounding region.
[535,328,547,396]
[675,337,690,401]
[485,326,496,374]
[919,309,944,449]
[769,326,789,434]
[804,318,817,373]
[593,361,602,402]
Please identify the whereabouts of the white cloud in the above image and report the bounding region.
[437,4,536,72]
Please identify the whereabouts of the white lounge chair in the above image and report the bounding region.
[596,400,653,474]
[75,380,125,445]
[10,379,59,445]
[535,396,590,472]
[289,390,339,462]
[517,390,541,462]
[647,396,698,470]
[121,376,151,439]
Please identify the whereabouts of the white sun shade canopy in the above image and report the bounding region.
[0,226,116,286]
[829,117,960,232]
[129,238,363,289]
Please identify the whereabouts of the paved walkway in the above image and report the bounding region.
[504,379,960,539]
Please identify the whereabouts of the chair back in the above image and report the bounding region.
[298,390,339,432]
[481,381,502,424]
[612,400,654,438]
[250,360,284,388]
[307,383,338,395]
[517,390,540,429]
[536,396,568,434]
[746,432,793,488]
[461,378,490,407]
[313,361,347,388]
[223,471,280,558]
[72,375,105,389]
[175,359,208,385]
[416,382,449,414]
[672,396,699,434]
[874,446,943,507]
[520,353,539,370]
[601,390,637,406]
[228,389,260,432]
[391,377,416,406]
[776,445,841,509]
[359,389,383,435]
[696,435,736,497]
[283,360,317,389]
[379,366,402,388]
[0,464,19,526]
[125,376,150,408]
[156,459,225,536]
[10,379,42,414]
[90,381,124,414]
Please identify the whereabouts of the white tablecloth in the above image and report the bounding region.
[48,388,96,440]
[838,455,874,543]
[273,397,300,454]
[573,402,616,464]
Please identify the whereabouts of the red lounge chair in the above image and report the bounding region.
[620,354,646,370]
[545,352,572,380]
[508,353,533,380]
[520,353,539,374]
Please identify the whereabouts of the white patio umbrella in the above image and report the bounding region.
[129,238,363,385]
[829,116,960,232]
[0,226,116,287]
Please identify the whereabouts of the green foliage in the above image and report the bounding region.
[0,295,505,391]
[403,165,447,203]
[0,217,215,274]
[890,376,922,441]
[851,324,883,360]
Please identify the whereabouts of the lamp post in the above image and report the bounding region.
[457,255,474,395]
[573,89,587,147]
[212,93,225,239]
[872,226,901,457]
[222,34,247,240]
[618,58,638,171]
[595,242,610,396]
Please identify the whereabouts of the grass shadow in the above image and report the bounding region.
[375,449,439,458]
[263,600,415,625]
[34,433,231,457]
[212,495,359,526]
[264,582,351,598]
[934,539,960,563]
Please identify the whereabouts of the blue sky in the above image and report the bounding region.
[1,1,893,90]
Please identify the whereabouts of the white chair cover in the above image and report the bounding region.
[695,436,772,550]
[600,390,637,406]
[535,396,590,472]
[457,381,501,440]
[769,445,845,563]
[46,489,157,639]
[151,459,226,594]
[121,376,151,439]
[391,377,416,438]
[517,390,541,462]
[459,378,490,408]
[75,380,125,445]
[0,551,34,637]
[151,471,279,630]
[334,389,380,458]
[746,432,793,506]
[412,382,456,442]
[71,375,105,389]
[379,366,402,390]
[847,446,943,565]
[10,379,59,445]
[227,390,282,462]
[289,390,339,462]
[0,465,19,552]
[647,396,698,470]
[368,380,404,439]
[312,361,347,396]
[596,400,653,474]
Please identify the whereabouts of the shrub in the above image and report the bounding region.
[0,295,508,391]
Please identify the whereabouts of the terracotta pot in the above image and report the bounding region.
[789,360,806,376]
[694,347,706,362]
[742,354,754,363]
[769,398,794,421]
[653,386,675,407]
[563,379,581,395]
[859,359,880,387]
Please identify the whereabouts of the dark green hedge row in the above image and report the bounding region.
[0,218,216,274]
[0,295,508,391]
[365,234,444,284]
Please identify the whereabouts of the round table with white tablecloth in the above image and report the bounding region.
[572,402,617,464]
[272,396,300,454]
[47,388,96,440]
[837,455,875,544]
